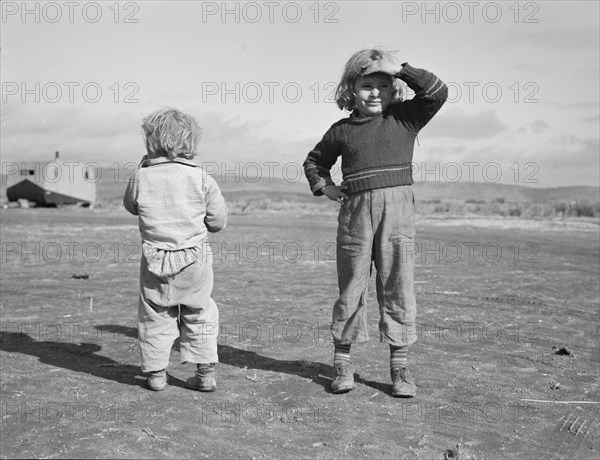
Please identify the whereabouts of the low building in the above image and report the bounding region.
[5,152,97,206]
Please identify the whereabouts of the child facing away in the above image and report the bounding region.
[123,108,227,392]
[303,49,447,397]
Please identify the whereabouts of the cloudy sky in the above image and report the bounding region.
[1,1,599,187]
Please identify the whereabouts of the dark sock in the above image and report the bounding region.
[333,342,351,367]
[390,345,408,369]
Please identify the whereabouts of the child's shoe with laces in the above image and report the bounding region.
[186,363,217,392]
[331,363,355,394]
[391,367,416,397]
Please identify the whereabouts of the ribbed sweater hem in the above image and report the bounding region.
[344,167,413,195]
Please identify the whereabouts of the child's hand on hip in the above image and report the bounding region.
[322,185,348,204]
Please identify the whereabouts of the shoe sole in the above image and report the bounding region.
[185,381,217,392]
[391,389,416,398]
[331,383,355,394]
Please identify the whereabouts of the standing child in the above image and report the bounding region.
[303,49,447,397]
[124,108,227,391]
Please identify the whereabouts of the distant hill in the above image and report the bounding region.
[411,181,599,204]
[2,169,598,205]
[79,169,321,205]
[2,167,598,217]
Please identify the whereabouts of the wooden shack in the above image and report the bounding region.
[6,152,97,206]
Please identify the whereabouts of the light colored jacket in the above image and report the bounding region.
[123,157,227,251]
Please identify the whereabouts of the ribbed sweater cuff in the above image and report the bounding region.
[311,178,335,196]
[397,63,426,86]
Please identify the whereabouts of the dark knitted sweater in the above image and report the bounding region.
[303,63,448,195]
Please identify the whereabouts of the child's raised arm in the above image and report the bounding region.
[393,63,448,133]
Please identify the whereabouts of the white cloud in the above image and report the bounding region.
[424,108,509,139]
[0,105,313,166]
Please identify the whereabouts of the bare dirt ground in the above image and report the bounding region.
[1,207,599,459]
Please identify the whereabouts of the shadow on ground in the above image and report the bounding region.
[0,331,146,388]
[1,325,392,395]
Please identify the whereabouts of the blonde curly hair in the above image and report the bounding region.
[142,108,202,160]
[335,49,404,111]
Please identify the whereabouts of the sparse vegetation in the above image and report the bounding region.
[417,197,599,219]
[2,172,598,220]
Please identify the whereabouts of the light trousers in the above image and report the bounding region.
[332,185,418,347]
[137,247,219,372]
